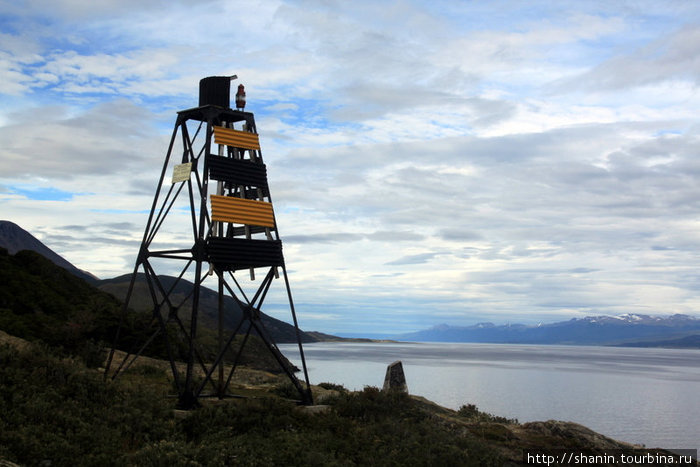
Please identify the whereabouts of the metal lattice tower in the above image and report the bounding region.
[105,76,313,408]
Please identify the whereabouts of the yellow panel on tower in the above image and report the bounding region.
[212,126,260,150]
[210,194,275,228]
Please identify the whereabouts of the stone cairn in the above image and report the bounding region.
[382,361,408,393]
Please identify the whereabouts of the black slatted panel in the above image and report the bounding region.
[208,155,269,190]
[207,237,283,270]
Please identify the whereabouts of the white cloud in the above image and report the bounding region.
[552,24,700,92]
[0,99,164,179]
[1,0,700,334]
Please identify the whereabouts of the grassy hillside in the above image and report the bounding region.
[1,335,675,466]
[0,248,123,354]
[0,338,499,466]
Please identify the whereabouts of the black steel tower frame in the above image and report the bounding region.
[104,103,313,408]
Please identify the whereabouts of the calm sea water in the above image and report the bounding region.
[279,342,700,453]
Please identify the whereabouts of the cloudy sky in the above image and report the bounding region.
[2,1,700,336]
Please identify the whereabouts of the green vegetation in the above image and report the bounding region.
[458,403,518,424]
[0,343,174,466]
[0,341,505,466]
[0,248,124,353]
[317,381,349,392]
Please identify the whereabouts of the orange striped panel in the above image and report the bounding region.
[213,126,260,150]
[210,195,275,228]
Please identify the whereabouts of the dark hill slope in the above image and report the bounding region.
[0,249,298,372]
[0,220,97,282]
[0,247,121,350]
[0,220,319,344]
[98,273,320,344]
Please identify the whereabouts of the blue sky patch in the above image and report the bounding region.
[90,208,150,214]
[11,186,76,201]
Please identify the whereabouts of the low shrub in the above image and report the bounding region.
[317,381,347,392]
[458,403,519,424]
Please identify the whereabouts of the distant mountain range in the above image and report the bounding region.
[397,314,700,347]
[0,220,97,282]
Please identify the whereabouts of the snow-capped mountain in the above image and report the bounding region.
[398,313,700,346]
